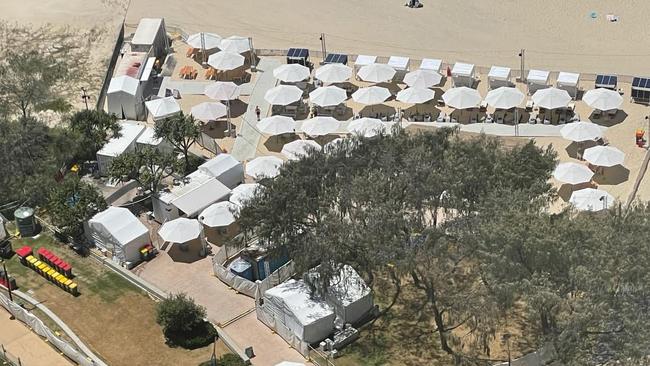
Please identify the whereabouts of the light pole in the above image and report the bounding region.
[81,87,90,110]
[518,49,526,83]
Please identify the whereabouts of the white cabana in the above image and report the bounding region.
[199,201,238,228]
[273,64,311,83]
[315,64,352,83]
[281,140,322,160]
[396,87,435,104]
[191,102,227,122]
[451,62,475,87]
[246,156,284,180]
[487,66,512,89]
[569,188,614,212]
[553,163,595,185]
[186,32,222,50]
[531,87,571,110]
[403,69,443,88]
[484,87,524,109]
[208,51,245,71]
[199,154,245,189]
[219,36,250,54]
[107,75,145,120]
[204,81,241,100]
[582,88,623,111]
[353,55,377,73]
[556,72,580,99]
[229,183,261,206]
[357,64,396,83]
[257,115,296,135]
[527,69,551,94]
[145,97,181,120]
[301,116,340,136]
[309,86,347,107]
[97,122,145,176]
[583,146,625,167]
[158,217,202,243]
[387,56,410,71]
[264,85,303,106]
[348,117,384,138]
[352,86,391,105]
[86,207,150,265]
[442,87,481,109]
[419,58,443,73]
[560,121,604,142]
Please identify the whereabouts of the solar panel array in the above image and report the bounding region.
[324,53,348,65]
[632,77,650,89]
[595,74,617,88]
[632,77,650,102]
[287,48,309,59]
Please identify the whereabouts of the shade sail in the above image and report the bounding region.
[442,87,481,109]
[315,64,352,83]
[219,36,250,54]
[560,121,604,142]
[257,115,296,135]
[301,116,340,136]
[281,140,322,160]
[352,86,390,105]
[484,87,524,109]
[229,183,261,206]
[273,64,311,82]
[186,32,222,50]
[357,64,396,83]
[191,102,227,122]
[145,97,181,119]
[207,51,245,70]
[347,117,384,138]
[531,87,571,109]
[158,217,201,243]
[582,88,623,111]
[396,87,435,104]
[553,162,594,185]
[309,86,347,107]
[403,69,443,88]
[246,156,284,179]
[199,201,238,227]
[583,146,625,167]
[569,188,614,212]
[204,81,241,100]
[264,85,303,105]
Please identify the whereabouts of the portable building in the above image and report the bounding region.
[198,154,244,189]
[107,75,145,120]
[86,207,150,266]
[131,18,168,58]
[96,122,145,176]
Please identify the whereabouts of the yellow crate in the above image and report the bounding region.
[37,263,47,275]
[46,269,56,280]
[54,275,65,287]
[68,283,78,295]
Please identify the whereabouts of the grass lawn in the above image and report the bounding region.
[3,233,231,366]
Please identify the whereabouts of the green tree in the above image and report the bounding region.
[156,293,217,349]
[108,147,178,193]
[67,110,121,161]
[154,112,200,173]
[47,175,107,239]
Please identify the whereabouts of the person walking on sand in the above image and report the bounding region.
[255,106,261,121]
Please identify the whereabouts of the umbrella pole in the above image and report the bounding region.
[226,99,233,137]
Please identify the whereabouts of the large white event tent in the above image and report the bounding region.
[145,96,181,120]
[442,87,481,109]
[583,146,625,167]
[569,188,614,212]
[352,86,391,105]
[348,117,384,138]
[582,88,624,111]
[560,122,603,142]
[553,162,594,185]
[531,87,571,110]
[186,32,222,50]
[357,64,396,83]
[199,201,238,228]
[315,64,352,83]
[484,87,524,109]
[403,69,443,88]
[198,153,245,189]
[229,183,261,206]
[207,51,245,70]
[191,102,227,122]
[309,86,347,107]
[301,116,340,136]
[205,81,241,100]
[219,36,250,54]
[245,156,284,180]
[273,64,311,83]
[86,207,150,265]
[257,115,296,135]
[281,140,322,160]
[107,75,145,120]
[396,87,435,104]
[264,85,303,106]
[158,217,202,243]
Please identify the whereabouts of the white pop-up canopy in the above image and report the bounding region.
[199,201,238,227]
[396,87,435,104]
[488,66,512,89]
[484,87,524,109]
[301,116,340,136]
[347,117,384,138]
[582,88,623,111]
[208,51,245,70]
[442,87,481,109]
[354,55,377,67]
[246,156,284,180]
[87,207,150,264]
[387,56,410,71]
[557,72,580,87]
[229,183,261,206]
[560,121,604,142]
[281,139,322,160]
[532,87,571,109]
[273,64,311,83]
[315,63,352,83]
[204,81,241,100]
[553,162,595,185]
[187,32,222,50]
[145,97,181,120]
[352,86,391,105]
[403,69,443,88]
[158,217,202,243]
[419,58,442,72]
[264,85,303,106]
[452,62,475,78]
[527,69,550,85]
[258,115,296,135]
[569,188,614,212]
[191,102,227,122]
[219,36,250,54]
[583,146,625,167]
[357,64,396,83]
[309,86,347,107]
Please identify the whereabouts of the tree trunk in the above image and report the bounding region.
[432,301,454,356]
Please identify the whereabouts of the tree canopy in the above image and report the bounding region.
[156,293,217,349]
[67,110,121,161]
[154,112,200,174]
[108,147,179,193]
[47,175,107,239]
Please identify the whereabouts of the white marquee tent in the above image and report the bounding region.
[86,207,150,266]
[136,126,174,153]
[198,154,245,189]
[419,58,442,73]
[556,72,580,98]
[107,75,145,120]
[97,122,145,176]
[145,97,181,121]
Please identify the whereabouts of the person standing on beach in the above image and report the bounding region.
[255,106,261,121]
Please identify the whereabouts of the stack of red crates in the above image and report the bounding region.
[37,248,73,277]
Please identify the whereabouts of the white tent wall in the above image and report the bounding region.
[131,18,168,58]
[152,195,180,223]
[96,123,145,176]
[106,80,145,121]
[556,72,580,99]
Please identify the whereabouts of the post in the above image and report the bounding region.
[226,98,233,137]
[519,49,526,83]
[81,87,90,110]
[320,33,327,60]
[515,107,519,136]
[2,261,13,302]
[248,37,256,70]
[200,32,207,65]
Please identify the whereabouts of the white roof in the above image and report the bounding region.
[97,122,145,157]
[136,126,164,146]
[310,265,371,307]
[132,18,163,46]
[387,56,409,70]
[354,55,376,66]
[265,279,334,326]
[89,207,148,246]
[451,62,475,77]
[527,69,550,84]
[158,171,231,216]
[557,72,580,86]
[199,154,243,177]
[145,97,181,119]
[108,75,139,95]
[488,66,511,81]
[419,58,442,71]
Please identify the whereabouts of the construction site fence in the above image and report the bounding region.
[0,344,21,366]
[96,21,125,111]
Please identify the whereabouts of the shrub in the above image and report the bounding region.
[156,293,215,349]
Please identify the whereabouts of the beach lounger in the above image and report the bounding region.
[567,102,576,111]
[608,109,617,117]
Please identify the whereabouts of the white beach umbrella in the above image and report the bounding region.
[403,69,443,88]
[273,64,311,83]
[348,117,384,138]
[532,87,571,110]
[246,156,284,179]
[281,140,322,160]
[275,362,306,366]
[560,121,604,142]
[583,146,625,167]
[324,137,345,150]
[553,162,595,185]
[145,97,181,119]
[569,188,614,212]
[207,51,245,70]
[301,116,340,136]
[186,32,222,50]
[396,87,435,104]
[352,86,391,105]
[190,102,227,122]
[158,218,201,243]
[204,82,241,100]
[264,85,303,106]
[230,183,261,207]
[257,115,296,135]
[199,201,238,228]
[309,86,348,107]
[315,64,352,83]
[484,87,525,109]
[582,88,623,111]
[219,36,250,54]
[442,87,481,109]
[357,64,396,83]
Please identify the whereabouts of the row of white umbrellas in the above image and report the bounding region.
[256,115,389,138]
[186,33,250,54]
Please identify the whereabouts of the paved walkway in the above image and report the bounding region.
[406,121,568,137]
[231,58,281,162]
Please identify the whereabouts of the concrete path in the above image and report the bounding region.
[407,121,566,137]
[231,58,281,162]
[157,77,215,96]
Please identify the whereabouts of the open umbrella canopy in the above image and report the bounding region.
[583,146,625,167]
[190,102,227,122]
[484,87,525,109]
[309,86,347,107]
[204,81,240,100]
[281,139,322,160]
[186,32,222,50]
[199,201,238,227]
[301,116,340,136]
[257,115,296,135]
[315,64,352,83]
[442,87,481,109]
[219,36,250,54]
[273,64,311,83]
[569,188,614,212]
[158,218,201,243]
[348,117,384,138]
[352,86,390,105]
[246,156,284,179]
[532,87,571,109]
[230,183,261,207]
[264,85,303,106]
[403,69,443,88]
[582,88,623,111]
[324,137,345,150]
[560,121,604,142]
[553,162,595,185]
[145,97,181,119]
[396,87,435,104]
[275,362,306,366]
[207,51,245,70]
[357,64,396,83]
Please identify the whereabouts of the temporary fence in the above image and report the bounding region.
[0,344,21,366]
[255,301,311,357]
[96,22,126,110]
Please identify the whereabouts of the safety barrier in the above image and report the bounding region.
[0,344,21,366]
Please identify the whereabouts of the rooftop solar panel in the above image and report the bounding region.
[633,77,641,87]
[324,53,348,64]
[596,75,617,87]
[287,48,309,59]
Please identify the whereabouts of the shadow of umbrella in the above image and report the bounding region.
[593,165,630,185]
[264,134,299,152]
[565,140,599,159]
[227,99,248,118]
[558,182,595,202]
[589,110,628,127]
[166,238,205,264]
[359,104,396,119]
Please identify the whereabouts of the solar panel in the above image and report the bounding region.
[287,48,309,59]
[596,75,617,89]
[633,77,641,87]
[324,53,348,65]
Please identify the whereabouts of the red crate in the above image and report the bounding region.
[15,246,33,259]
